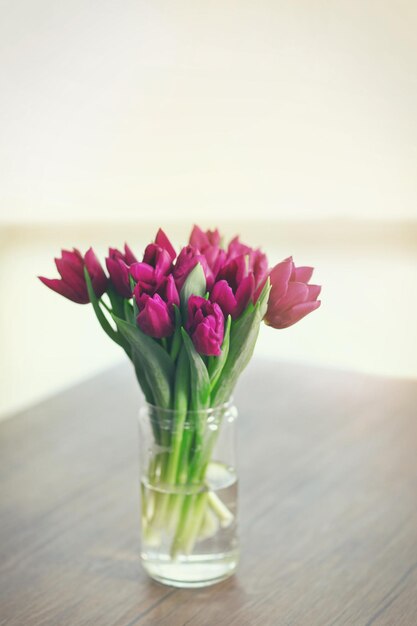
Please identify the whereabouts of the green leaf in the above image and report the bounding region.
[132,349,154,404]
[174,345,189,413]
[180,262,206,320]
[208,314,231,391]
[211,281,271,406]
[180,328,210,410]
[257,277,271,318]
[123,299,135,325]
[112,314,175,409]
[170,305,182,361]
[84,267,129,352]
[107,284,125,319]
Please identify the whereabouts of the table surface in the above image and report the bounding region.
[1,360,417,626]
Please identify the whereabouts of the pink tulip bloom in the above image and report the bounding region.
[185,295,224,356]
[172,245,213,291]
[211,256,255,319]
[227,236,269,298]
[265,257,321,329]
[134,275,179,338]
[105,244,138,298]
[155,228,176,261]
[136,294,174,338]
[189,225,221,251]
[188,225,228,286]
[39,247,107,304]
[130,239,173,298]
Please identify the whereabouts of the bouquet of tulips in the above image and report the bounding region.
[40,225,321,556]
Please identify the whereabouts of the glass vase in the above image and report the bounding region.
[138,401,239,588]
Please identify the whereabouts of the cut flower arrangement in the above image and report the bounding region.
[40,225,321,587]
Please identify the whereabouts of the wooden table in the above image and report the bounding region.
[1,360,417,626]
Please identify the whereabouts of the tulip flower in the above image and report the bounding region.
[143,244,173,276]
[130,256,169,299]
[135,275,179,338]
[264,257,321,329]
[188,226,227,284]
[39,247,107,304]
[136,294,174,338]
[105,244,138,298]
[211,256,255,319]
[173,245,213,291]
[227,236,269,298]
[142,228,176,273]
[130,234,175,298]
[155,228,176,261]
[185,295,224,356]
[189,225,221,251]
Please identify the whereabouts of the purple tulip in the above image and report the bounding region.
[227,236,269,298]
[105,244,138,298]
[135,275,179,338]
[39,247,107,304]
[264,257,321,329]
[130,233,174,298]
[155,228,176,260]
[172,245,212,291]
[188,225,227,285]
[136,294,174,338]
[142,244,173,275]
[189,225,221,251]
[185,295,224,357]
[211,256,255,319]
[142,228,176,274]
[157,274,180,308]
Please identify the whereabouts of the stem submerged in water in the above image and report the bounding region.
[142,396,235,559]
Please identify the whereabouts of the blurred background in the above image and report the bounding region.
[1,1,416,419]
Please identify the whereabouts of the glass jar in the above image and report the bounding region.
[138,401,239,588]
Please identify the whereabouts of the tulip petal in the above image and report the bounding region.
[308,284,321,301]
[269,258,293,303]
[278,281,309,310]
[61,248,84,270]
[234,273,255,318]
[84,247,108,297]
[123,243,138,265]
[130,262,155,284]
[294,266,314,283]
[211,280,236,317]
[106,257,131,298]
[279,300,321,328]
[38,276,88,304]
[192,322,222,356]
[155,228,176,260]
[54,257,87,298]
[137,294,174,338]
[189,225,208,250]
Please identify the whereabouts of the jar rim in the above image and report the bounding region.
[139,397,234,417]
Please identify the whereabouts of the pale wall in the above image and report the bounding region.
[1,1,416,223]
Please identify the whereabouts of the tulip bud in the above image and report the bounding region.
[39,247,107,304]
[106,244,138,298]
[185,295,224,357]
[189,225,221,251]
[136,294,175,338]
[227,237,269,298]
[155,228,176,260]
[172,246,198,291]
[134,275,179,339]
[211,257,255,319]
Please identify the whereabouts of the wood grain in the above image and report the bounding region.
[1,360,417,626]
